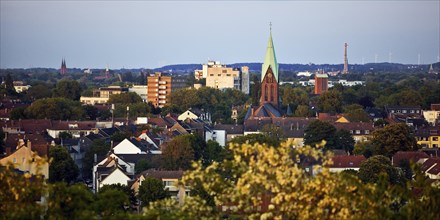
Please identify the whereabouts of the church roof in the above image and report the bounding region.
[261,32,278,82]
[244,103,282,120]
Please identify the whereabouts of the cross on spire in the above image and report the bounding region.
[269,22,272,32]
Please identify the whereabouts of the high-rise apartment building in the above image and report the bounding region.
[314,73,328,94]
[147,72,187,108]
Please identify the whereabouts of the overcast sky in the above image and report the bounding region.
[1,0,439,69]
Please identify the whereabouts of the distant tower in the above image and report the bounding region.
[428,64,434,74]
[105,65,110,79]
[343,43,349,74]
[60,58,67,75]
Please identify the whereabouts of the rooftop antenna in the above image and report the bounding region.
[418,53,421,65]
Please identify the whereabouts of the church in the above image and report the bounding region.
[245,30,283,120]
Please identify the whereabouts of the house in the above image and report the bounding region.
[46,121,98,139]
[328,155,366,173]
[333,122,375,142]
[0,141,49,179]
[132,169,189,204]
[93,155,134,192]
[414,125,440,148]
[391,151,429,166]
[206,124,244,147]
[420,158,440,180]
[178,110,199,121]
[423,104,440,126]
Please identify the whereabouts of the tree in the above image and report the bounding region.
[82,139,111,179]
[162,135,195,170]
[250,75,261,106]
[304,120,337,150]
[353,141,374,158]
[135,159,151,174]
[53,80,82,100]
[294,105,312,117]
[25,83,53,101]
[49,145,79,183]
[230,133,280,147]
[108,92,142,104]
[138,177,169,207]
[335,129,355,154]
[143,140,412,219]
[371,123,418,157]
[0,130,5,154]
[100,183,137,208]
[204,140,227,166]
[24,98,85,120]
[317,90,343,113]
[2,73,17,96]
[46,183,95,219]
[358,155,404,185]
[94,188,129,217]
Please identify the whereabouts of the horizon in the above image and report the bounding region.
[1,1,439,69]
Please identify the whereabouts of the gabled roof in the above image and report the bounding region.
[392,151,429,166]
[329,155,366,168]
[333,122,375,134]
[421,158,440,173]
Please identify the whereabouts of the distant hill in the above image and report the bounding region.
[151,62,435,74]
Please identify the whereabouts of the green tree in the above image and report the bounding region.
[100,183,137,208]
[49,145,79,183]
[25,83,53,101]
[108,92,142,104]
[162,135,195,170]
[353,141,374,158]
[204,140,227,165]
[230,133,280,147]
[335,129,355,154]
[9,107,26,120]
[53,80,82,100]
[46,183,95,219]
[94,188,129,217]
[346,108,371,122]
[358,155,404,185]
[82,139,111,179]
[138,177,169,207]
[24,98,85,120]
[317,90,343,113]
[250,75,261,106]
[304,120,337,150]
[0,130,4,154]
[135,159,151,174]
[294,105,313,117]
[371,123,418,157]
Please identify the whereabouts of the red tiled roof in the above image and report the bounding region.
[329,155,366,168]
[392,151,429,166]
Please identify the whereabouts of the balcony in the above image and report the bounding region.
[158,100,166,104]
[159,95,166,99]
[159,86,167,89]
[159,81,167,85]
[158,91,167,94]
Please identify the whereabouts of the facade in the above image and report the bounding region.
[197,61,249,94]
[147,72,187,108]
[80,86,129,105]
[129,85,148,102]
[0,143,49,179]
[314,73,328,94]
[13,81,31,93]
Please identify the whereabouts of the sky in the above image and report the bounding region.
[1,0,439,69]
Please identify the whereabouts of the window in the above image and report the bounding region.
[402,110,407,113]
[365,130,370,134]
[355,130,361,134]
[210,74,214,76]
[227,74,231,76]
[222,70,227,73]
[433,137,439,141]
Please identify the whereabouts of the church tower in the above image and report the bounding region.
[60,58,67,75]
[260,29,279,107]
[244,25,282,120]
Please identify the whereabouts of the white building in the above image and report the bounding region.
[129,85,148,102]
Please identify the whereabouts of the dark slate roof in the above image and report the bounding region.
[100,127,121,137]
[140,169,184,180]
[214,124,244,135]
[116,154,162,168]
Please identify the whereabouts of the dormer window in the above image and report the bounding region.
[68,124,78,129]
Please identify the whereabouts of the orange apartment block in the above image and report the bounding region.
[147,72,187,108]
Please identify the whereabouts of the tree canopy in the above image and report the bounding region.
[138,177,170,207]
[371,123,418,157]
[49,145,79,183]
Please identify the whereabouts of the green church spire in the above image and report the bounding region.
[261,25,278,82]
